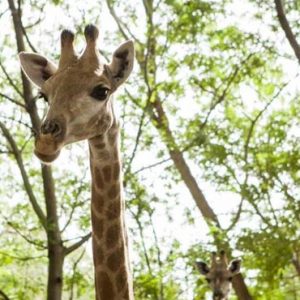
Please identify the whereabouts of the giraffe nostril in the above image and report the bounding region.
[51,122,61,136]
[41,120,62,136]
[213,290,224,298]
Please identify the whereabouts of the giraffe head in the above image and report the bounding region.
[196,251,241,300]
[19,25,134,163]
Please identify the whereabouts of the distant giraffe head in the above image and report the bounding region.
[196,251,241,300]
[19,24,134,163]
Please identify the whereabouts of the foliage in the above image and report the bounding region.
[0,0,299,299]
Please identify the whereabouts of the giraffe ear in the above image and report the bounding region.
[19,52,57,87]
[228,258,242,276]
[196,261,210,275]
[107,40,134,88]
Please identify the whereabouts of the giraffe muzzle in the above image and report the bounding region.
[34,132,62,162]
[34,148,61,163]
[213,291,225,300]
[34,119,65,163]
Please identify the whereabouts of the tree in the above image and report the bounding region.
[0,0,299,299]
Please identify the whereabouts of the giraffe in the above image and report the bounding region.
[196,251,241,300]
[18,24,135,300]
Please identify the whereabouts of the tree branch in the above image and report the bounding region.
[65,232,92,256]
[7,0,41,130]
[6,221,46,250]
[60,173,87,233]
[274,0,300,63]
[0,121,47,229]
[69,249,85,300]
[106,0,142,44]
[0,250,46,261]
[128,208,156,283]
[133,157,171,174]
[0,290,10,300]
[124,106,148,176]
[0,92,26,108]
[21,20,38,53]
[0,61,23,98]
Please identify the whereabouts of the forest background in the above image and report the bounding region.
[0,0,299,299]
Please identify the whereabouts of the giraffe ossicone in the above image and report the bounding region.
[19,24,135,300]
[196,251,242,300]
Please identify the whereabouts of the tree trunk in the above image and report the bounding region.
[8,0,64,298]
[47,244,64,300]
[151,99,253,300]
[42,167,64,300]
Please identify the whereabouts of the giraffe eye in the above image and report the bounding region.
[228,276,233,282]
[39,92,48,102]
[90,85,110,101]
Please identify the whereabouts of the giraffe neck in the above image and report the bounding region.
[89,124,134,300]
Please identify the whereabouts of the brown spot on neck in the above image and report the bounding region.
[93,166,105,189]
[106,247,123,272]
[93,242,104,265]
[98,271,115,299]
[106,224,120,249]
[102,165,112,182]
[116,267,127,292]
[107,183,120,200]
[92,186,105,210]
[106,201,121,219]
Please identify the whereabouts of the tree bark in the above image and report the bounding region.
[152,100,220,226]
[42,167,64,300]
[47,244,64,300]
